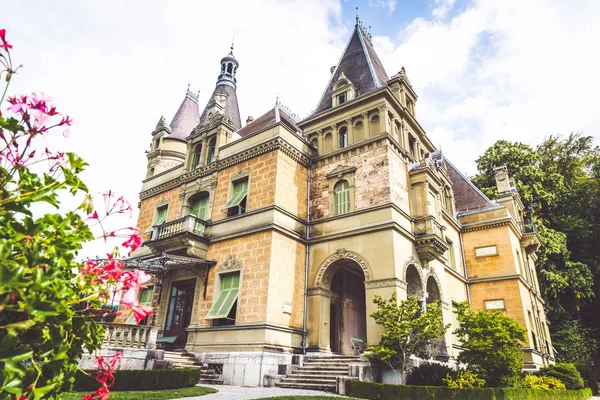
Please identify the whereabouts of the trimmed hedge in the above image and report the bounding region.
[346,380,593,400]
[72,369,202,392]
[539,363,585,390]
[406,363,457,386]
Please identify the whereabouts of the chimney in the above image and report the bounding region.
[494,165,511,194]
[246,116,254,125]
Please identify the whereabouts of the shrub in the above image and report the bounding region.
[345,380,593,400]
[71,369,202,392]
[539,363,585,390]
[406,363,456,386]
[444,370,485,389]
[575,364,599,394]
[519,374,566,390]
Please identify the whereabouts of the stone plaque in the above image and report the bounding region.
[475,245,498,257]
[283,302,292,315]
[484,299,505,310]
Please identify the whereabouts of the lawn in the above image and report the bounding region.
[60,386,218,399]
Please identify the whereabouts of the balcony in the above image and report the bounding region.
[518,219,541,254]
[101,322,159,349]
[145,215,209,258]
[413,216,449,263]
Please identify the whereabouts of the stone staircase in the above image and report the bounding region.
[162,351,224,385]
[275,355,362,392]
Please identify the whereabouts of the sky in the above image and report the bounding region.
[3,0,599,258]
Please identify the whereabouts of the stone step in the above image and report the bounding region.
[288,371,349,378]
[297,364,349,371]
[305,357,362,361]
[279,376,337,384]
[199,379,224,385]
[275,381,336,391]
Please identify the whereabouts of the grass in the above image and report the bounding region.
[60,386,218,399]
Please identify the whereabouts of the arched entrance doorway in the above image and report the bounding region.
[406,264,422,298]
[326,260,366,354]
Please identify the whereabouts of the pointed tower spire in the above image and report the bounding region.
[312,20,389,115]
[199,44,242,130]
[168,85,200,141]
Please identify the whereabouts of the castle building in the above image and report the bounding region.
[124,21,553,386]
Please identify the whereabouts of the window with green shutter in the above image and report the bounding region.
[191,144,202,170]
[126,286,154,325]
[224,178,248,217]
[206,137,216,164]
[190,195,208,220]
[334,180,350,216]
[206,273,240,324]
[154,205,168,225]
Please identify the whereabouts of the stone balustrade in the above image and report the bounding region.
[101,323,158,350]
[150,214,206,241]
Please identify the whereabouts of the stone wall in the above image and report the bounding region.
[275,152,308,219]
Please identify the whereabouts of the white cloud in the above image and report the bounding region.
[432,0,456,20]
[2,0,346,258]
[379,0,600,175]
[368,0,397,13]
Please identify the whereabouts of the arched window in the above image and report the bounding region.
[311,138,318,149]
[227,63,233,74]
[191,144,202,170]
[338,126,348,149]
[206,137,216,164]
[189,193,209,220]
[334,180,350,216]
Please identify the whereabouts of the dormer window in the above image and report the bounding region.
[331,72,356,108]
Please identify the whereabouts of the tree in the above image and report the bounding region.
[454,301,525,387]
[366,292,448,384]
[471,134,600,374]
[0,28,150,399]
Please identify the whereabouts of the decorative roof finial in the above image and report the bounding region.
[355,6,359,26]
[230,31,235,56]
[275,93,279,106]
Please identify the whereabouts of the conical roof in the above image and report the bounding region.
[313,24,389,115]
[200,84,242,130]
[168,91,200,141]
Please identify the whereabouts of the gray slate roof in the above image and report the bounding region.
[445,158,495,212]
[313,25,389,115]
[168,94,200,141]
[200,84,242,131]
[237,104,302,137]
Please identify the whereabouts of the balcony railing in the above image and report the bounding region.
[101,323,158,349]
[150,215,206,241]
[518,219,537,234]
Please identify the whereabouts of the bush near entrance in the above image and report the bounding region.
[70,369,203,392]
[538,363,585,390]
[345,380,593,400]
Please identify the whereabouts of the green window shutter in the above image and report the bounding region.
[155,206,168,224]
[334,180,350,216]
[205,273,240,320]
[140,287,153,305]
[191,197,208,220]
[223,179,248,209]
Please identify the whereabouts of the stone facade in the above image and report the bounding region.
[119,22,553,386]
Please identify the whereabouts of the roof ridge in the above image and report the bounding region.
[356,24,380,87]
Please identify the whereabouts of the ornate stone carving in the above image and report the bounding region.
[231,168,250,180]
[402,255,425,289]
[365,277,407,290]
[325,164,356,179]
[218,255,242,272]
[314,248,372,289]
[424,270,444,300]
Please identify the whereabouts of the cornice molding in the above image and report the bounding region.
[140,137,311,201]
[462,220,510,233]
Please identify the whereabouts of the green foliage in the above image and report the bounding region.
[365,292,449,384]
[553,321,598,366]
[406,363,456,386]
[538,363,585,390]
[519,374,566,390]
[444,370,486,389]
[453,301,525,387]
[60,386,218,400]
[575,364,599,395]
[71,369,203,392]
[345,380,593,400]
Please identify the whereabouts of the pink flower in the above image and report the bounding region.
[122,232,142,252]
[0,29,12,49]
[122,287,137,306]
[131,303,153,323]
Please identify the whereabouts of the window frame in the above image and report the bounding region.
[333,180,351,216]
[205,136,217,164]
[206,272,240,325]
[223,176,249,217]
[154,205,168,225]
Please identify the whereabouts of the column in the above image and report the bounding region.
[331,124,338,149]
[346,118,354,144]
[199,139,208,166]
[317,130,324,155]
[378,105,389,134]
[401,119,409,149]
[362,112,370,138]
[417,291,428,312]
[389,114,397,142]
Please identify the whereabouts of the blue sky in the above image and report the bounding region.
[2,0,599,257]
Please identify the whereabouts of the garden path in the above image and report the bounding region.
[173,384,348,400]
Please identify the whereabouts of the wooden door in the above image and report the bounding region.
[163,278,196,347]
